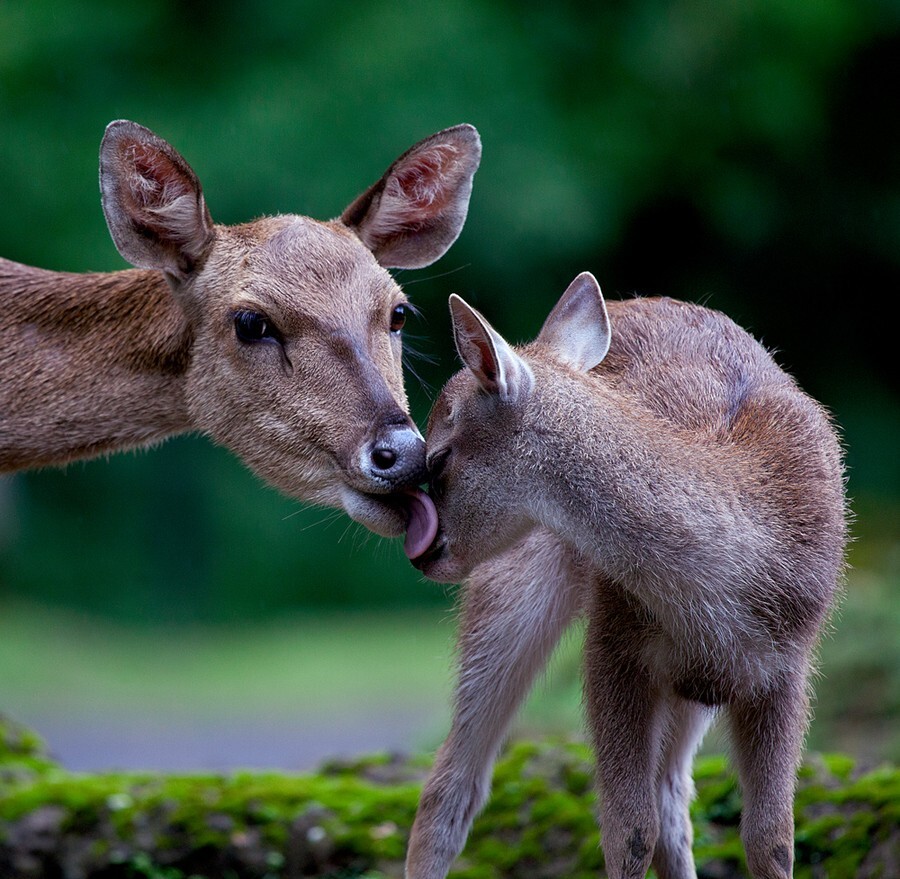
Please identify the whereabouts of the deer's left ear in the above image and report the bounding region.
[341,124,481,270]
[449,295,533,403]
[536,272,611,372]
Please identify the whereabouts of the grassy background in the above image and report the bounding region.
[2,558,897,773]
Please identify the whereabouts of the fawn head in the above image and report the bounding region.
[99,120,480,536]
[404,272,611,580]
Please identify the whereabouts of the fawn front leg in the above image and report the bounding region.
[405,529,585,879]
[728,669,810,879]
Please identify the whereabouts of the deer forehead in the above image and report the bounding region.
[222,216,401,324]
[428,354,592,456]
[428,369,518,446]
[430,370,478,425]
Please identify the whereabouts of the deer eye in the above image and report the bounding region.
[390,304,408,334]
[233,310,279,343]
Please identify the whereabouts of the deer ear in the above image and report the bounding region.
[100,120,215,278]
[341,124,481,270]
[449,294,532,403]
[536,272,611,372]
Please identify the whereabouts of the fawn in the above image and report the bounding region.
[1,120,481,539]
[402,272,847,879]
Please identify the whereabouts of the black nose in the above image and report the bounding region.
[371,446,398,470]
[364,420,426,488]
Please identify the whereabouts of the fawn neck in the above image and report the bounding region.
[0,257,192,471]
[520,366,762,593]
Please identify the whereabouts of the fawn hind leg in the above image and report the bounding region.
[728,670,810,879]
[584,586,668,879]
[652,696,715,879]
[405,529,586,879]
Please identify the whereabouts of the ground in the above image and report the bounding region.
[0,716,897,879]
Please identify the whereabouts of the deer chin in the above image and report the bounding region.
[409,536,468,583]
[339,484,423,538]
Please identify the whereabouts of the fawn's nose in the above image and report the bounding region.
[363,416,426,489]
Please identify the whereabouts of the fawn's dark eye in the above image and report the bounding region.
[234,310,279,343]
[390,304,408,334]
[427,447,450,477]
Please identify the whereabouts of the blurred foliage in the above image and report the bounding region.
[1,0,899,623]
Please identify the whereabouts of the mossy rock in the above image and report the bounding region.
[0,717,896,878]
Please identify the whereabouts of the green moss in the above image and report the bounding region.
[793,759,899,879]
[1,721,897,878]
[0,716,57,783]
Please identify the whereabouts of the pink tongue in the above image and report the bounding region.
[402,488,440,560]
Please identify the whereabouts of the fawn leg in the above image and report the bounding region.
[728,671,810,879]
[652,697,715,879]
[584,586,666,879]
[405,529,585,879]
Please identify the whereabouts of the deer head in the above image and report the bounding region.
[98,120,482,536]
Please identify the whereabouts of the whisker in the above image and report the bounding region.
[402,332,441,394]
[404,337,439,367]
[282,506,345,533]
[393,264,472,286]
[404,300,424,317]
[353,525,374,553]
[403,348,440,366]
[403,358,435,395]
[336,518,357,545]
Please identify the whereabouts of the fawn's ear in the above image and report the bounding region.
[449,294,533,403]
[536,271,611,371]
[100,121,215,279]
[341,125,481,270]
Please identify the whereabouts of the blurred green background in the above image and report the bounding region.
[1,0,898,770]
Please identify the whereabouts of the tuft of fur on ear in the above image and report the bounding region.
[536,271,611,372]
[100,120,215,278]
[341,125,481,270]
[449,294,533,403]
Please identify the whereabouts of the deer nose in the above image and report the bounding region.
[364,420,426,488]
[371,446,398,470]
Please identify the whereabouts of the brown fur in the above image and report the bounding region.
[407,273,847,879]
[0,120,481,535]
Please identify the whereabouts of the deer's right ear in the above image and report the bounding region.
[341,125,481,270]
[536,272,611,372]
[100,120,215,279]
[449,295,533,403]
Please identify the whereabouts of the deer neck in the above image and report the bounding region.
[0,257,193,471]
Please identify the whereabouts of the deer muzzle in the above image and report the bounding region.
[337,416,432,538]
[360,419,427,490]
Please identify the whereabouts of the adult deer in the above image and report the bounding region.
[0,120,480,538]
[402,274,847,879]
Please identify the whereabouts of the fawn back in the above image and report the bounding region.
[415,274,846,655]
